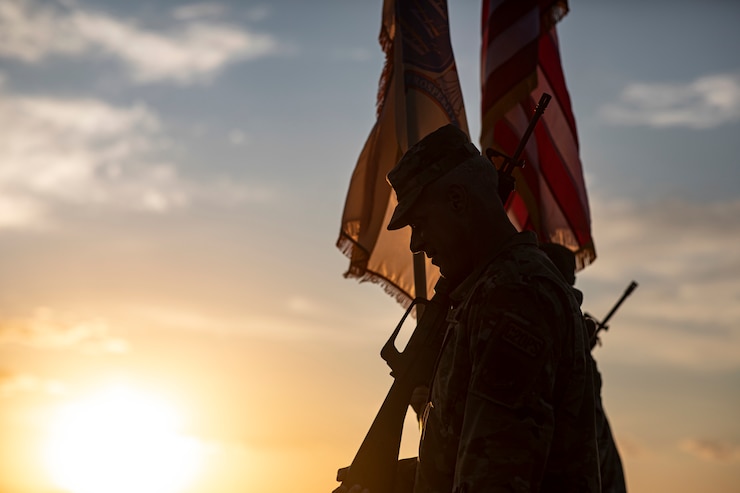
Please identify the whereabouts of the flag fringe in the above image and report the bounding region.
[542,1,569,31]
[574,243,596,272]
[336,232,414,309]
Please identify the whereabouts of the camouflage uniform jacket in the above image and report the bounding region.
[591,357,627,493]
[414,232,601,493]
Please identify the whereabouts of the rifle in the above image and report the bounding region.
[335,93,552,493]
[487,93,552,203]
[585,280,638,347]
[335,279,451,493]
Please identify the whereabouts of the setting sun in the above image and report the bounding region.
[43,385,205,493]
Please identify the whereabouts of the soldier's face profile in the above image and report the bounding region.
[407,191,473,284]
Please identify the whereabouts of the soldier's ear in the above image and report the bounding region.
[447,184,468,215]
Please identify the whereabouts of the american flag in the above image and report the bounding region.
[481,0,596,268]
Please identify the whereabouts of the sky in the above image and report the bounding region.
[0,0,739,492]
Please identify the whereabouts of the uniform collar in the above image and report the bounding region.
[449,231,538,304]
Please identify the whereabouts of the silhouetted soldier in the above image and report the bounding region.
[337,125,601,493]
[540,242,628,493]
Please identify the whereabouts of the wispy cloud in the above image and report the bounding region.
[0,306,129,353]
[172,2,227,21]
[228,128,249,146]
[124,299,381,342]
[579,196,740,371]
[0,195,45,229]
[0,91,178,226]
[0,88,277,228]
[286,296,326,317]
[0,370,66,398]
[0,0,280,84]
[330,47,374,62]
[680,438,740,462]
[615,433,653,459]
[599,73,740,129]
[172,3,270,23]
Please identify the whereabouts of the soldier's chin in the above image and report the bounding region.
[439,264,471,286]
[438,266,456,282]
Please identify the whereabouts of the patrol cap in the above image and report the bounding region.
[386,124,480,230]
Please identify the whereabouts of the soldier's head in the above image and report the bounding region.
[386,124,512,284]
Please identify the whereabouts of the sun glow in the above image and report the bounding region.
[43,384,205,493]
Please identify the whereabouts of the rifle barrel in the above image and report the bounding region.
[502,93,551,174]
[600,281,638,329]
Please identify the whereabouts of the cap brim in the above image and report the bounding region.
[387,187,423,230]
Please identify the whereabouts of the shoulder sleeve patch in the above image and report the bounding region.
[470,313,553,410]
[501,320,545,358]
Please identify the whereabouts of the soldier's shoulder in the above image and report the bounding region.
[478,247,561,296]
[472,251,579,322]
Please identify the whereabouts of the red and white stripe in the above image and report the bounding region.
[481,0,596,268]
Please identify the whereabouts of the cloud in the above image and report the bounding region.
[0,370,66,398]
[0,0,280,85]
[579,196,740,371]
[124,301,376,343]
[0,89,277,228]
[172,3,227,21]
[0,306,129,353]
[286,296,325,316]
[0,195,45,228]
[680,438,740,462]
[228,128,248,146]
[599,73,740,129]
[0,91,179,226]
[614,433,652,459]
[173,3,271,23]
[330,47,374,62]
[0,0,87,61]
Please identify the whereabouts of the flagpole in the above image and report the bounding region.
[413,252,427,301]
[408,123,428,304]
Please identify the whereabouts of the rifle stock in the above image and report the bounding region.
[338,279,451,493]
